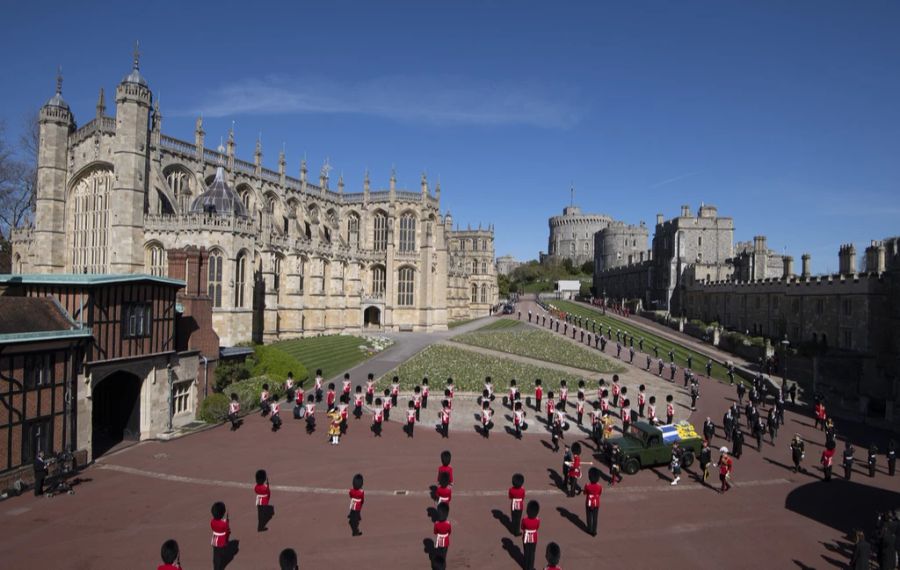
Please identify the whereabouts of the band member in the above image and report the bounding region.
[433,502,452,561]
[414,386,423,421]
[354,386,364,420]
[270,398,282,432]
[260,383,271,416]
[348,473,364,536]
[647,396,658,425]
[325,383,336,411]
[545,542,562,570]
[391,376,400,407]
[158,539,182,570]
[254,469,272,532]
[534,379,543,413]
[328,406,342,445]
[481,399,494,438]
[638,385,646,417]
[439,399,452,438]
[665,395,674,425]
[278,549,299,570]
[406,400,417,438]
[521,500,541,570]
[372,398,384,437]
[669,441,683,485]
[508,473,526,536]
[314,369,324,402]
[305,394,317,434]
[365,373,375,405]
[422,377,430,408]
[435,471,452,509]
[210,501,231,570]
[559,380,568,412]
[284,372,295,404]
[438,451,454,486]
[584,467,602,536]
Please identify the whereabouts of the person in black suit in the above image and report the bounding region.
[33,451,49,496]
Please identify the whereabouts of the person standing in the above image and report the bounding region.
[254,469,272,532]
[849,530,871,570]
[821,441,835,482]
[438,451,454,487]
[706,359,713,378]
[210,501,231,570]
[365,373,375,405]
[406,400,418,438]
[545,542,562,570]
[790,434,805,473]
[703,417,715,443]
[371,398,384,437]
[736,382,746,405]
[521,500,541,570]
[33,451,49,497]
[718,449,734,493]
[868,445,878,478]
[699,440,712,483]
[534,379,543,414]
[647,396,658,425]
[433,502,452,563]
[157,539,182,570]
[843,441,855,480]
[284,372,295,405]
[665,395,674,425]
[669,442,683,486]
[278,548,299,570]
[227,393,242,430]
[814,400,826,430]
[732,428,744,459]
[314,369,324,403]
[723,409,733,442]
[767,411,778,444]
[888,440,897,476]
[439,399,451,439]
[583,467,602,537]
[638,385,646,417]
[878,514,897,570]
[513,401,527,440]
[508,473,526,537]
[348,473,365,536]
[690,382,699,411]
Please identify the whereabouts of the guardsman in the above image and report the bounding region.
[508,473,526,536]
[433,502,452,562]
[413,386,423,421]
[559,380,569,412]
[521,500,541,570]
[576,391,586,425]
[158,539,182,570]
[390,376,400,407]
[821,441,835,482]
[843,441,855,480]
[638,385,646,417]
[314,369,324,402]
[665,395,675,425]
[611,376,621,408]
[534,379,544,413]
[509,379,519,409]
[383,389,393,420]
[545,542,562,570]
[227,393,241,431]
[566,442,592,497]
[438,450,454,486]
[304,394,317,434]
[284,372,295,405]
[868,444,878,478]
[278,549,298,570]
[546,391,556,426]
[621,398,632,432]
[435,470,452,509]
[269,398,282,432]
[584,467,602,537]
[513,401,527,439]
[406,400,417,438]
[718,449,733,493]
[260,383,271,416]
[348,473,365,536]
[338,394,350,435]
[365,373,375,405]
[439,399,451,438]
[254,469,272,532]
[647,396,658,425]
[210,501,231,570]
[422,377,430,409]
[326,383,336,411]
[342,372,352,398]
[353,386,365,420]
[371,398,384,437]
[481,399,494,438]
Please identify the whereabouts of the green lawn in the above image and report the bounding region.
[377,344,583,392]
[448,318,478,329]
[548,299,733,382]
[453,327,624,374]
[474,318,522,331]
[271,335,390,379]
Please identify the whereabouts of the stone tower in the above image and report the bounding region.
[32,69,74,273]
[110,46,152,272]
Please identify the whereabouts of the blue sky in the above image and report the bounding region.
[2,0,899,273]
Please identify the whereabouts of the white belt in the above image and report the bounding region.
[511,498,523,510]
[524,529,537,543]
[436,533,449,546]
[256,495,267,505]
[437,496,449,503]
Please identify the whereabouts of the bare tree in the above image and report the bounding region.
[0,112,39,238]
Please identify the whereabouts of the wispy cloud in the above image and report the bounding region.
[175,75,581,129]
[649,171,702,189]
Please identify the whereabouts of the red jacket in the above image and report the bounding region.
[521,516,540,543]
[349,488,365,511]
[435,485,452,504]
[254,483,270,506]
[210,518,230,547]
[508,486,525,511]
[584,482,602,508]
[438,465,454,485]
[434,520,452,548]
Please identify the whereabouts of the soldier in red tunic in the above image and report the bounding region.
[372,398,384,437]
[545,391,556,426]
[304,393,316,434]
[382,389,393,421]
[314,369,324,402]
[353,386,364,420]
[611,376,621,408]
[433,502,452,562]
[435,471,452,510]
[406,400,417,438]
[821,441,835,482]
[534,379,543,413]
[481,398,494,438]
[438,450,454,486]
[342,372,352,397]
[621,398,632,432]
[157,539,181,570]
[814,401,827,430]
[348,473,365,536]
[559,380,569,412]
[365,373,375,405]
[326,383,336,411]
[254,469,272,532]
[439,399,451,438]
[521,500,541,570]
[278,548,299,570]
[638,384,646,418]
[666,394,674,425]
[269,399,282,432]
[513,401,527,440]
[566,442,592,497]
[545,542,562,570]
[390,376,401,407]
[422,377,430,409]
[227,393,242,431]
[576,392,586,426]
[414,386,423,421]
[210,501,231,570]
[508,473,526,536]
[584,467,603,536]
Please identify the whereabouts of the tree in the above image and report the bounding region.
[498,273,511,297]
[0,113,38,238]
[580,260,595,275]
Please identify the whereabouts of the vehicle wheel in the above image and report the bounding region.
[623,458,640,475]
[682,452,695,469]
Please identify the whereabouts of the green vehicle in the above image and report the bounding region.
[604,421,703,475]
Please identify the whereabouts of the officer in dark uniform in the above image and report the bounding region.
[33,451,49,496]
[888,440,897,476]
[868,445,879,478]
[843,441,855,480]
[732,427,744,459]
[736,382,746,405]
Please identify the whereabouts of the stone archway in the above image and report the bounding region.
[364,306,382,328]
[91,371,142,459]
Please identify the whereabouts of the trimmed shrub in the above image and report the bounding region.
[230,376,287,412]
[199,393,230,423]
[250,345,308,384]
[214,360,251,392]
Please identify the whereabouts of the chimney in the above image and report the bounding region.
[782,255,794,279]
[656,213,664,226]
[865,240,887,273]
[801,253,811,278]
[839,244,857,275]
[680,205,691,217]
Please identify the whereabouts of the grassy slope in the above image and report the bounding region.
[549,299,732,382]
[272,335,380,380]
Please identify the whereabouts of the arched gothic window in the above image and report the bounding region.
[480,283,488,303]
[146,244,167,276]
[234,253,247,308]
[208,251,223,308]
[372,265,386,298]
[347,213,360,247]
[480,261,487,274]
[373,212,388,251]
[165,168,194,212]
[399,213,416,252]
[471,283,479,303]
[70,168,112,273]
[398,267,414,306]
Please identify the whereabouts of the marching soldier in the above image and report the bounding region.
[821,442,835,482]
[365,373,375,406]
[157,539,181,570]
[433,502,452,563]
[254,469,272,532]
[521,500,541,570]
[348,473,365,536]
[736,382,745,405]
[665,395,674,425]
[545,542,562,570]
[584,467,602,537]
[722,408,733,442]
[647,396,658,425]
[638,384,646,417]
[732,427,744,459]
[210,501,231,570]
[508,473,526,536]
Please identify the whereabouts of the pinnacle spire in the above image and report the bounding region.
[133,40,141,70]
[56,65,63,95]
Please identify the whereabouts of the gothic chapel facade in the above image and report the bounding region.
[11,55,497,345]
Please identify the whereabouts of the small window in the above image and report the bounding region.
[208,252,223,308]
[22,417,52,465]
[124,302,152,338]
[24,353,52,389]
[398,267,414,306]
[173,380,194,415]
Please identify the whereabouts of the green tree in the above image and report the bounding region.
[580,260,595,275]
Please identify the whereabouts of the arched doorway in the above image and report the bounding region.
[92,371,142,458]
[364,306,381,328]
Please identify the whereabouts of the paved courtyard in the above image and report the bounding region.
[1,312,898,569]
